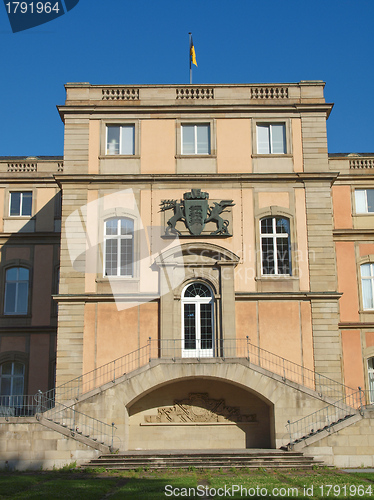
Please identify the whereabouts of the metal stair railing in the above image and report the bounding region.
[1,337,360,420]
[41,397,115,449]
[286,389,366,447]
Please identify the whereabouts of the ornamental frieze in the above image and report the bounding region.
[144,393,257,424]
[160,189,235,237]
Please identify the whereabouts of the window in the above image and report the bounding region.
[260,217,291,275]
[257,123,286,154]
[104,218,134,277]
[106,125,135,155]
[368,358,374,403]
[181,124,210,155]
[0,361,25,406]
[361,263,374,310]
[9,192,32,216]
[355,189,374,214]
[4,267,29,315]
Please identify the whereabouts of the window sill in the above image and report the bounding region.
[256,275,297,280]
[252,154,292,159]
[96,276,138,283]
[4,216,32,220]
[100,155,140,159]
[175,154,216,159]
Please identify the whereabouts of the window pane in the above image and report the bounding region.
[10,192,21,216]
[120,239,133,276]
[0,378,11,396]
[1,362,12,376]
[367,189,374,213]
[261,238,275,274]
[6,268,18,281]
[120,218,134,236]
[257,125,270,154]
[276,218,289,234]
[355,190,367,213]
[105,239,118,276]
[13,363,24,376]
[107,126,120,155]
[182,125,195,154]
[12,376,24,396]
[184,304,196,349]
[120,126,135,155]
[260,218,273,234]
[105,219,118,236]
[277,237,290,274]
[362,279,373,309]
[17,283,28,314]
[200,303,213,350]
[196,124,210,154]
[4,283,16,313]
[18,268,29,281]
[21,192,32,216]
[271,124,286,154]
[361,263,371,277]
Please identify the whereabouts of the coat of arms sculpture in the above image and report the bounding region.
[160,189,235,237]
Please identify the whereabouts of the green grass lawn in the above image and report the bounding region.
[0,467,373,499]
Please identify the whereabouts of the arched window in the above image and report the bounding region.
[361,263,374,310]
[260,217,291,275]
[368,357,374,404]
[182,282,214,358]
[4,267,29,315]
[0,361,25,407]
[104,218,134,277]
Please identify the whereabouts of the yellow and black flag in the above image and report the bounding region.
[190,35,197,67]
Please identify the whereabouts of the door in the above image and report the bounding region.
[182,283,214,358]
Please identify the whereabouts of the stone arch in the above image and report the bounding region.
[126,369,274,451]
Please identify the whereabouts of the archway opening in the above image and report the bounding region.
[128,378,273,450]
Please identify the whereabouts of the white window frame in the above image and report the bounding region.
[256,123,286,154]
[4,267,29,315]
[181,282,214,358]
[355,189,374,214]
[181,123,211,155]
[260,217,291,276]
[361,263,374,310]
[106,124,135,155]
[9,192,32,217]
[103,218,134,277]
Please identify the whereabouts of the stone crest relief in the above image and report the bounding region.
[160,189,235,237]
[144,393,257,424]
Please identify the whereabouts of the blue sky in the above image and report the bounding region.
[0,0,373,156]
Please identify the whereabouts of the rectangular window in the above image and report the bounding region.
[181,124,210,155]
[106,125,135,155]
[257,123,286,154]
[9,192,32,217]
[355,189,374,214]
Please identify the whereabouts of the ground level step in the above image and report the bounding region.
[82,449,324,470]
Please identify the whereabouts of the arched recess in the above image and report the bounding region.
[155,243,240,353]
[127,376,274,451]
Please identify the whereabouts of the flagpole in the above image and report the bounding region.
[189,32,192,84]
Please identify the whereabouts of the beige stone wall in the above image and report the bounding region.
[0,419,100,470]
[304,412,374,467]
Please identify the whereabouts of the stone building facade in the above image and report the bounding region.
[0,81,374,467]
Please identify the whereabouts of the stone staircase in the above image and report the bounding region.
[83,449,324,471]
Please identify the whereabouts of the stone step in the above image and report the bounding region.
[83,450,323,470]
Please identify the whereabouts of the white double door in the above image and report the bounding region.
[182,289,214,358]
